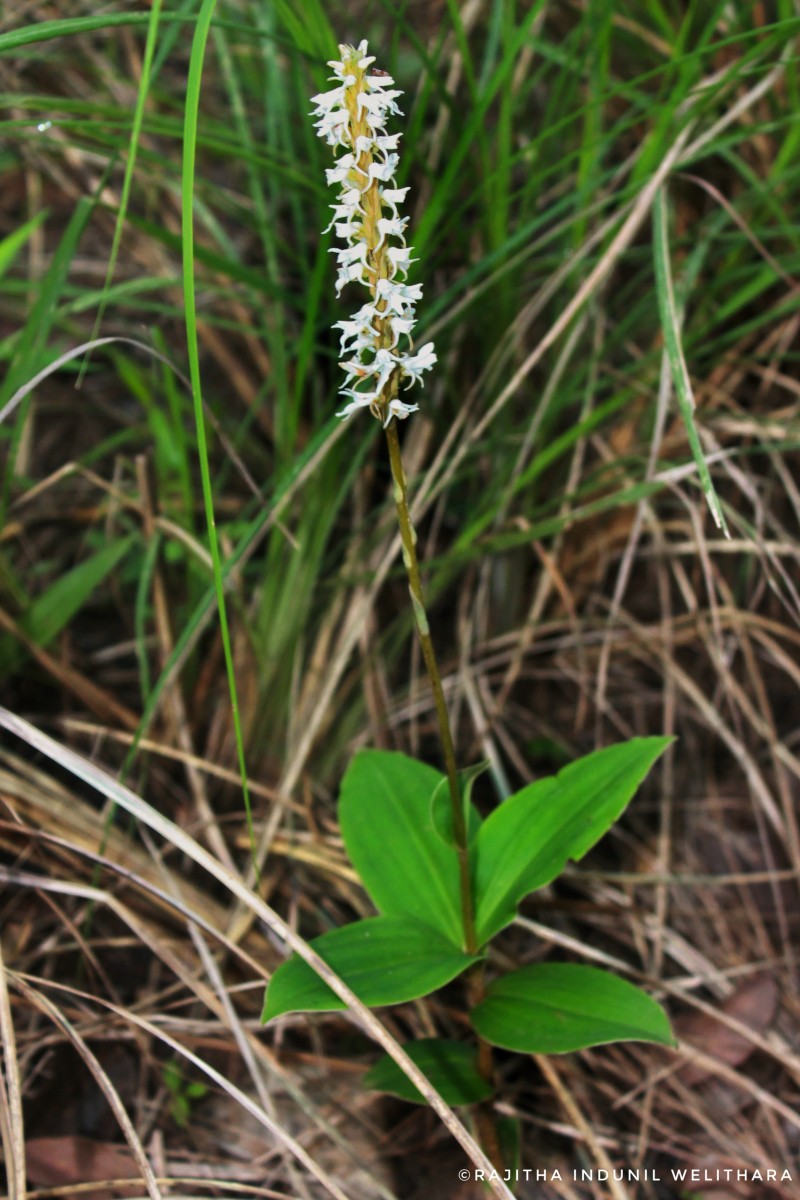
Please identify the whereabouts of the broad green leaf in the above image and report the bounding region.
[338,750,465,946]
[261,915,478,1021]
[470,964,675,1053]
[473,738,671,944]
[430,760,486,848]
[363,1038,492,1106]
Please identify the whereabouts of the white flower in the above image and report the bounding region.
[335,258,371,294]
[339,356,373,384]
[380,187,409,216]
[314,114,350,147]
[325,153,362,186]
[356,43,375,69]
[374,133,401,153]
[336,386,381,419]
[353,134,375,155]
[333,241,370,267]
[334,302,381,351]
[385,315,414,346]
[310,85,347,111]
[322,200,362,234]
[371,347,401,390]
[375,277,423,315]
[375,215,408,250]
[384,397,419,426]
[367,155,399,184]
[334,220,361,241]
[386,245,415,277]
[357,90,403,120]
[399,342,436,386]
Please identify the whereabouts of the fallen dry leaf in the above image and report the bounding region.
[676,973,778,1085]
[25,1136,141,1200]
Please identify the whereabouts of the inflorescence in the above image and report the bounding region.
[310,40,435,425]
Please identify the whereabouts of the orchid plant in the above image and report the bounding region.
[261,40,675,1164]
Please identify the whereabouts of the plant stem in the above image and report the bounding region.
[383,418,477,955]
[467,966,504,1169]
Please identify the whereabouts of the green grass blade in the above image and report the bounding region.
[0,193,97,520]
[653,185,729,536]
[0,532,137,675]
[79,0,164,382]
[182,0,257,871]
[0,211,47,279]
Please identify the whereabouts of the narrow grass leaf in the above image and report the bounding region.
[0,532,137,674]
[182,0,257,870]
[473,738,672,945]
[81,0,163,381]
[470,964,675,1053]
[363,1038,492,1106]
[262,916,478,1020]
[22,533,135,649]
[653,186,729,535]
[0,212,46,280]
[338,751,464,947]
[1,195,96,518]
[0,14,155,54]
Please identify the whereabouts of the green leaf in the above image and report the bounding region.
[339,750,466,946]
[261,915,479,1021]
[473,737,671,944]
[470,964,675,1053]
[430,760,486,847]
[363,1038,492,1106]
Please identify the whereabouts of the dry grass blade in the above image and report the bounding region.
[535,1056,631,1200]
[12,973,358,1200]
[0,933,26,1200]
[0,864,398,1200]
[0,337,179,429]
[12,975,162,1200]
[0,707,513,1200]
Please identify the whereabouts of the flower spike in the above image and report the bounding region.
[310,40,436,424]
